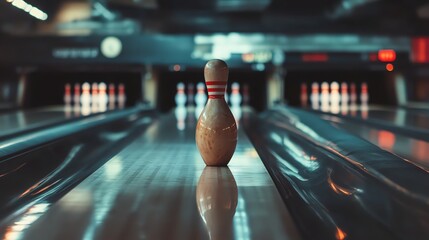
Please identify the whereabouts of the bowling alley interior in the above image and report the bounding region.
[1,0,429,239]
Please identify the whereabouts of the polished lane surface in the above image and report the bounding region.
[322,114,429,170]
[0,109,301,240]
[249,106,429,239]
[0,106,91,139]
[330,105,429,131]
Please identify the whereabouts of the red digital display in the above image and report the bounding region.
[378,49,396,62]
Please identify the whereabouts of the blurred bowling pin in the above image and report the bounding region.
[360,82,369,118]
[64,83,72,105]
[310,82,319,110]
[330,82,340,114]
[360,82,369,105]
[230,82,242,124]
[300,83,308,107]
[230,82,242,107]
[175,105,187,131]
[175,82,187,107]
[64,83,72,117]
[195,82,207,119]
[118,83,126,109]
[98,82,108,112]
[73,83,80,104]
[340,82,349,115]
[80,82,91,116]
[320,82,330,112]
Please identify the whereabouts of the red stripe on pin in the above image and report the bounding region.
[207,88,225,92]
[206,81,226,85]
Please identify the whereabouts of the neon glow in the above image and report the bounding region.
[411,37,429,63]
[378,49,396,62]
[5,0,47,20]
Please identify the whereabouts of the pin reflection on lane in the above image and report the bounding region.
[196,167,237,240]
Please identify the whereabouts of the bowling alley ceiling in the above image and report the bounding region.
[0,0,429,35]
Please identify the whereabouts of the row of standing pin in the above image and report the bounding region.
[301,81,369,115]
[64,82,127,116]
[175,82,248,130]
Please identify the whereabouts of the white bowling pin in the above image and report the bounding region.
[230,82,242,107]
[175,82,187,107]
[330,82,340,114]
[310,82,319,110]
[98,82,108,112]
[320,82,330,112]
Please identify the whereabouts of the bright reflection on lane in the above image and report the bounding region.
[233,197,250,240]
[104,156,123,181]
[3,203,51,240]
[270,132,319,171]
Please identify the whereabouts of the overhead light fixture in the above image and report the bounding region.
[5,0,48,21]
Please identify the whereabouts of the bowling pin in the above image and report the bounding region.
[300,83,308,107]
[320,82,330,112]
[98,82,108,112]
[73,83,80,104]
[196,59,238,166]
[175,82,187,107]
[80,82,91,116]
[195,82,207,119]
[360,82,369,105]
[230,82,242,107]
[64,83,72,117]
[330,82,340,114]
[175,105,187,131]
[117,83,126,109]
[360,82,369,117]
[64,83,72,105]
[310,82,319,110]
[340,82,349,115]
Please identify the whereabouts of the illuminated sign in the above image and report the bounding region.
[378,49,396,62]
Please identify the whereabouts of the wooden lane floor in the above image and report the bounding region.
[0,109,301,240]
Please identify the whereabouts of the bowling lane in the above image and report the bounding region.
[311,105,429,140]
[0,109,301,240]
[320,114,429,170]
[248,106,429,239]
[0,106,99,140]
[347,105,429,129]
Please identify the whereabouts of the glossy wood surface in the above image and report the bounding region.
[0,109,301,240]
